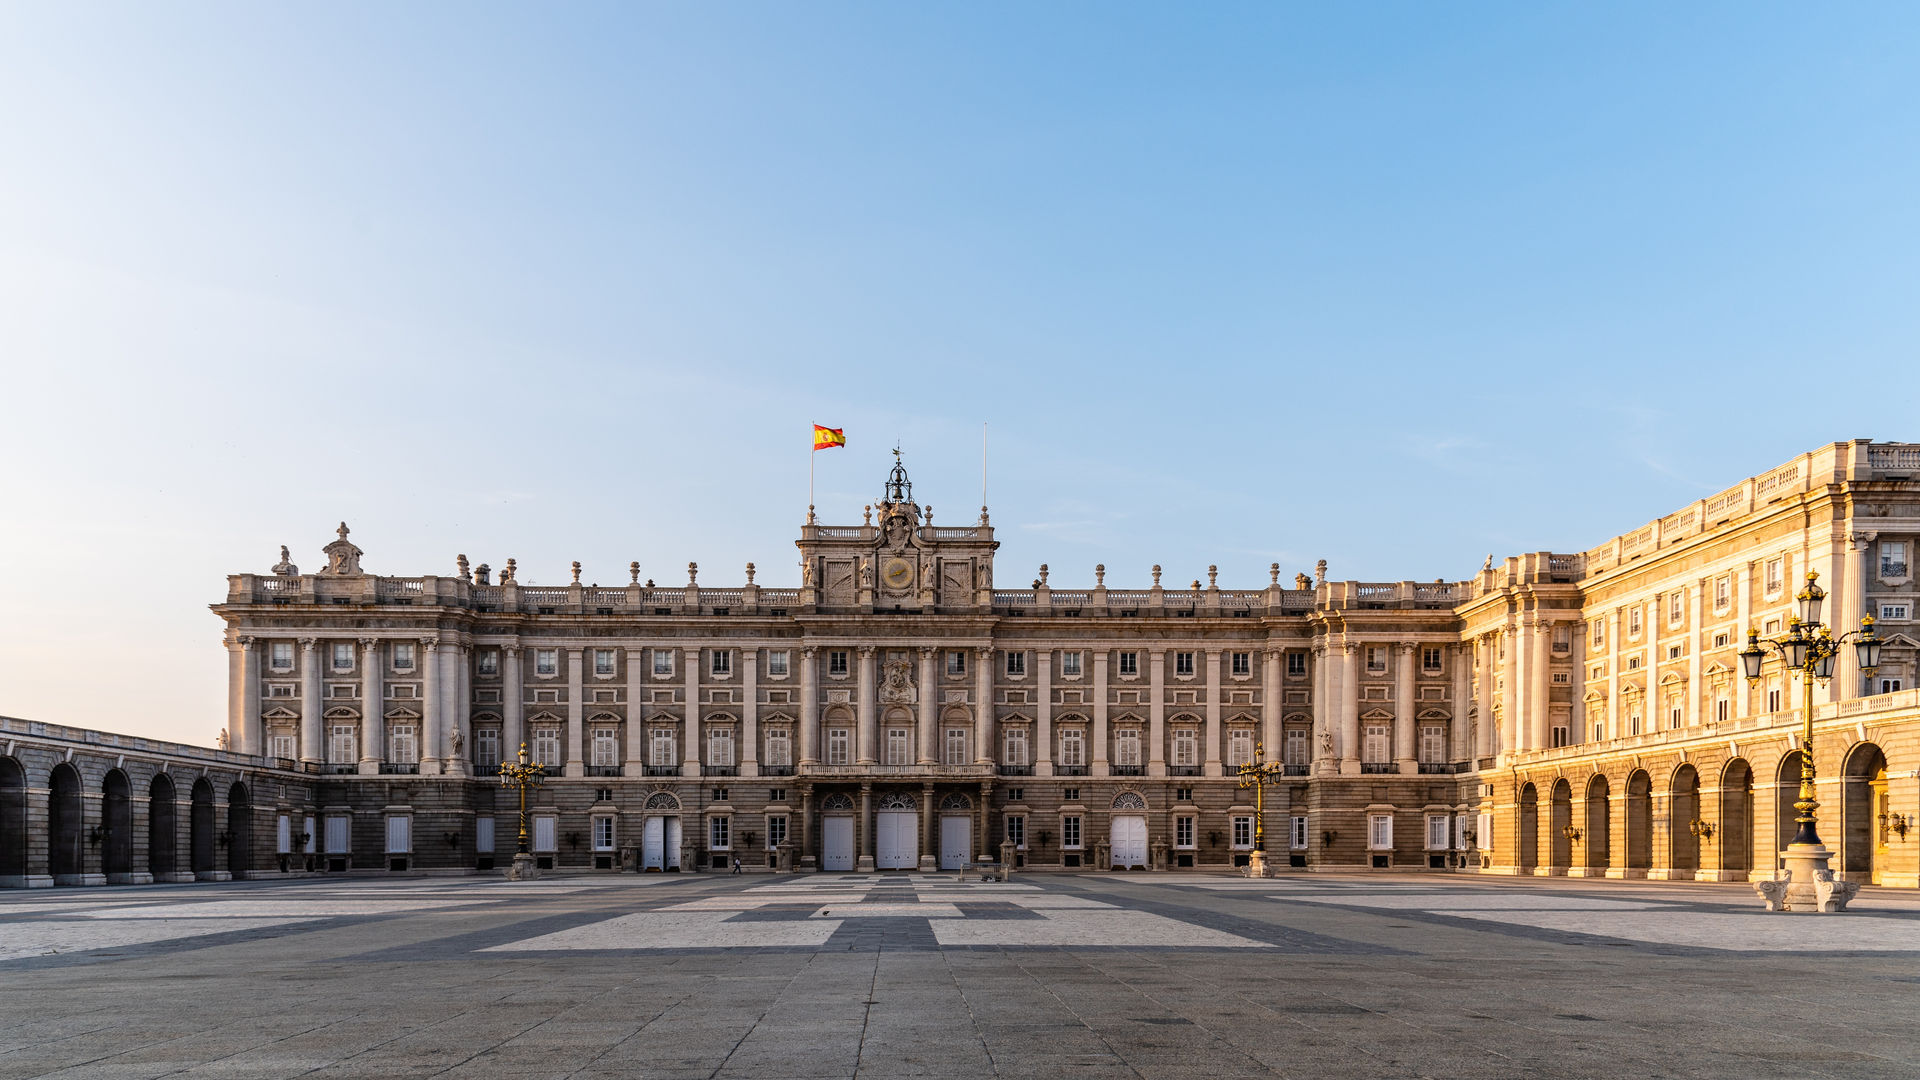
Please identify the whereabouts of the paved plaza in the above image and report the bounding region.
[4,873,1920,1079]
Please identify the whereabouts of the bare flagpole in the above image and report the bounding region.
[980,421,988,520]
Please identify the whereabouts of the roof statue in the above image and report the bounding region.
[318,522,365,577]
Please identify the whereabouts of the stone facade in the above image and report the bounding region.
[4,440,1919,886]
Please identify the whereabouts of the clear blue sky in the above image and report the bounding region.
[2,4,1915,744]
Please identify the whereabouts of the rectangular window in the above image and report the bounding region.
[1669,592,1684,626]
[1422,647,1443,672]
[653,650,674,676]
[270,641,294,670]
[1551,722,1570,748]
[946,650,966,676]
[1669,706,1683,730]
[594,649,616,676]
[1118,651,1138,676]
[827,727,851,765]
[331,643,353,670]
[385,815,411,854]
[1227,728,1253,767]
[1231,651,1251,677]
[1766,557,1784,596]
[710,650,731,676]
[766,815,787,849]
[1715,696,1730,724]
[1714,575,1732,611]
[1628,709,1643,736]
[1171,729,1198,767]
[1006,815,1026,849]
[1426,815,1450,851]
[329,724,356,765]
[477,649,499,675]
[592,816,615,851]
[1058,729,1085,766]
[269,733,295,760]
[1714,632,1731,648]
[1175,816,1195,848]
[1232,816,1253,849]
[709,817,730,850]
[1287,652,1306,677]
[1884,541,1909,578]
[1592,620,1605,647]
[765,728,791,767]
[393,642,416,670]
[324,815,351,854]
[533,815,557,853]
[1552,625,1571,652]
[1175,651,1195,676]
[1366,647,1386,672]
[593,727,619,767]
[1284,728,1308,766]
[828,650,848,677]
[535,650,558,676]
[1628,607,1642,636]
[709,728,735,766]
[1368,813,1393,851]
[1767,682,1782,713]
[1061,815,1082,849]
[1004,728,1029,766]
[1668,645,1684,660]
[1419,725,1445,764]
[475,816,495,854]
[1114,728,1141,767]
[389,724,418,765]
[1882,604,1911,622]
[533,728,562,767]
[884,728,910,766]
[1881,678,1905,694]
[1363,724,1389,764]
[1290,815,1308,850]
[1005,651,1026,676]
[768,650,789,677]
[650,728,676,767]
[1060,651,1082,677]
[944,727,968,765]
[276,814,292,854]
[475,728,500,769]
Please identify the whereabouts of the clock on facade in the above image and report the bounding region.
[882,557,914,590]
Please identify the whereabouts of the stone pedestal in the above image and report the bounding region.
[1246,850,1268,878]
[856,855,875,872]
[1754,844,1860,913]
[917,854,937,872]
[507,852,541,881]
[999,840,1016,879]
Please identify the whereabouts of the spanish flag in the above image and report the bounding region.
[812,425,846,451]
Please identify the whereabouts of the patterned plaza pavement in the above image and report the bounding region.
[4,871,1920,1079]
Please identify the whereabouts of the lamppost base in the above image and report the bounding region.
[1245,850,1269,879]
[1754,843,1858,913]
[507,852,542,882]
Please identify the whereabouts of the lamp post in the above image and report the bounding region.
[1236,742,1286,877]
[1740,571,1881,912]
[499,742,546,880]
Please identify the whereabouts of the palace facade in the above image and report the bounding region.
[4,439,1920,887]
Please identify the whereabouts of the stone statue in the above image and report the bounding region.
[976,561,991,589]
[450,729,464,755]
[1483,553,1494,571]
[319,522,365,577]
[1320,729,1333,754]
[217,728,231,750]
[801,560,815,587]
[1295,573,1311,590]
[859,558,873,588]
[1314,559,1327,587]
[271,545,298,576]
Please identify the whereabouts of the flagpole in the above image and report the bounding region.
[808,437,816,524]
[980,422,988,519]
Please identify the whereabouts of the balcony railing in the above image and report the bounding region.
[379,762,419,774]
[1055,765,1089,776]
[760,765,795,777]
[1417,762,1465,774]
[585,765,624,777]
[1110,764,1144,776]
[1282,763,1310,776]
[998,764,1033,776]
[1168,765,1202,777]
[1359,762,1397,774]
[704,765,739,777]
[325,763,358,774]
[644,765,680,777]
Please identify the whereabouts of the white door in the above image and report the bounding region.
[876,811,918,870]
[823,817,854,871]
[940,816,971,869]
[664,817,682,870]
[1112,816,1147,867]
[642,817,664,870]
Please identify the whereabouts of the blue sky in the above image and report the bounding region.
[2,4,1915,743]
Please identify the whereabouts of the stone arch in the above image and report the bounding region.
[48,763,83,883]
[0,757,25,882]
[148,773,177,879]
[1626,770,1652,871]
[1670,763,1700,875]
[1720,757,1754,877]
[190,777,216,875]
[1584,774,1611,872]
[1517,783,1538,872]
[1549,778,1573,870]
[1774,749,1808,858]
[823,704,855,725]
[875,790,917,811]
[939,792,973,812]
[1111,791,1148,811]
[1841,741,1888,883]
[642,790,682,812]
[820,792,856,812]
[102,769,133,880]
[227,782,253,875]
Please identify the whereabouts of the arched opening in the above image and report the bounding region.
[1549,779,1572,872]
[1517,783,1538,872]
[1626,770,1652,873]
[1584,774,1611,874]
[1842,742,1889,885]
[48,763,84,884]
[1719,758,1753,879]
[190,778,215,876]
[149,774,177,879]
[102,770,133,881]
[1774,750,1808,866]
[0,757,25,883]
[1670,764,1700,878]
[227,782,253,876]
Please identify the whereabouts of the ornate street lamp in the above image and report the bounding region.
[1236,742,1286,878]
[1740,571,1880,912]
[499,742,546,880]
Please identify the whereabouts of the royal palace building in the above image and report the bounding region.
[5,439,1920,888]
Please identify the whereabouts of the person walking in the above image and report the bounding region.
[731,855,742,875]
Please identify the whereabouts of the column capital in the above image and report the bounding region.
[419,637,439,652]
[236,634,255,648]
[857,644,877,657]
[975,645,994,659]
[358,636,378,649]
[918,645,938,659]
[1263,647,1281,661]
[1398,641,1417,655]
[298,637,318,650]
[802,645,818,658]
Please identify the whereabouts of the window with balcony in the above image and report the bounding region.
[592,727,619,768]
[535,650,558,676]
[645,729,673,769]
[765,728,791,768]
[1668,592,1684,626]
[1592,619,1605,647]
[269,733,295,760]
[1766,557,1785,596]
[1628,607,1642,637]
[390,724,418,767]
[1884,541,1909,579]
[1284,728,1308,766]
[884,728,910,766]
[1003,728,1029,766]
[768,650,789,677]
[270,641,294,670]
[1362,724,1389,765]
[1060,651,1082,677]
[1058,729,1085,767]
[1171,729,1198,768]
[1227,728,1252,767]
[1419,725,1445,764]
[826,727,850,765]
[1714,575,1732,612]
[594,650,616,676]
[532,728,562,768]
[653,650,674,676]
[329,724,357,766]
[1114,728,1141,769]
[944,727,968,765]
[474,727,500,770]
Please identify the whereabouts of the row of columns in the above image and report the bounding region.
[1315,641,1474,772]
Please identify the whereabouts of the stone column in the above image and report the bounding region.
[1839,533,1871,697]
[1500,624,1519,754]
[1395,642,1416,774]
[683,647,701,777]
[227,634,256,757]
[565,648,585,778]
[974,646,995,765]
[449,643,471,776]
[922,781,938,864]
[1338,642,1359,774]
[1312,643,1329,766]
[420,639,442,774]
[1451,644,1471,763]
[856,646,878,765]
[502,646,524,762]
[299,638,323,767]
[1646,597,1662,721]
[1734,565,1753,718]
[1606,610,1622,738]
[743,647,760,777]
[799,647,820,765]
[1147,649,1167,776]
[916,647,937,765]
[359,638,382,774]
[1093,650,1111,775]
[857,783,875,873]
[625,646,645,770]
[1686,581,1704,727]
[1203,649,1222,777]
[1035,650,1053,777]
[1261,649,1281,762]
[1530,620,1551,750]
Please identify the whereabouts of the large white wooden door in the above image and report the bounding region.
[822,817,855,871]
[664,817,682,870]
[1111,816,1147,867]
[642,817,664,870]
[940,816,971,869]
[876,811,918,870]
